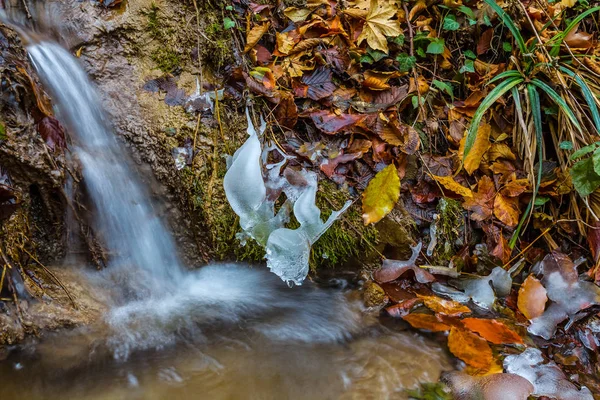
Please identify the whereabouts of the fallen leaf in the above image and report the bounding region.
[432,175,473,198]
[386,298,422,318]
[244,22,270,53]
[295,67,336,100]
[463,176,495,221]
[417,294,471,317]
[375,114,420,154]
[460,123,491,174]
[448,327,493,370]
[477,28,494,55]
[493,194,520,227]
[362,164,400,224]
[309,110,366,134]
[37,116,66,151]
[362,70,401,91]
[517,275,548,320]
[356,0,401,53]
[461,318,524,344]
[403,313,452,332]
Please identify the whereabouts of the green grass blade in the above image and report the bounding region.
[530,78,582,132]
[559,66,600,133]
[488,70,522,85]
[549,6,600,56]
[484,0,528,54]
[464,76,524,158]
[510,85,543,249]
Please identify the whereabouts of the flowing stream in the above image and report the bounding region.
[0,3,453,399]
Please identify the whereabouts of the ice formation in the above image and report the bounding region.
[224,108,350,285]
[526,252,600,339]
[504,348,593,400]
[461,267,512,309]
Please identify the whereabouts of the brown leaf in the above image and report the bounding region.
[296,67,336,100]
[448,327,493,370]
[362,70,401,91]
[403,313,452,332]
[37,116,66,151]
[461,318,524,344]
[477,28,494,55]
[273,92,298,128]
[517,274,548,320]
[244,22,270,53]
[309,110,366,134]
[463,175,495,221]
[564,24,594,50]
[375,114,420,154]
[386,298,422,318]
[417,294,471,317]
[493,194,520,227]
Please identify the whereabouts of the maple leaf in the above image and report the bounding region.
[356,0,401,54]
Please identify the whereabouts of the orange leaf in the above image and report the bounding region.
[448,327,493,370]
[244,22,270,53]
[463,175,495,221]
[493,194,520,227]
[417,294,471,317]
[363,70,401,91]
[517,275,548,320]
[461,318,524,344]
[402,313,452,332]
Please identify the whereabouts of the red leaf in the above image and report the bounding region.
[309,110,366,134]
[477,28,494,55]
[300,67,336,100]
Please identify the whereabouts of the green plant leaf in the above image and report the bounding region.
[368,47,388,62]
[464,50,476,60]
[488,70,522,84]
[570,157,600,196]
[223,17,236,30]
[464,76,524,158]
[530,78,581,132]
[527,84,544,191]
[502,41,512,52]
[559,141,573,150]
[426,38,445,54]
[432,79,454,100]
[483,0,527,54]
[396,53,417,72]
[460,59,475,74]
[458,5,475,19]
[362,164,400,225]
[549,6,600,56]
[570,143,598,160]
[535,197,550,206]
[593,147,600,176]
[0,123,5,141]
[443,15,460,31]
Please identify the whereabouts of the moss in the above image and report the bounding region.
[142,2,162,39]
[432,198,463,264]
[310,180,379,270]
[198,9,234,71]
[150,47,181,73]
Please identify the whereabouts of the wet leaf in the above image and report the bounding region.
[37,116,66,151]
[362,164,400,224]
[448,327,493,370]
[517,275,547,320]
[417,294,471,317]
[386,298,422,318]
[375,114,420,154]
[309,110,366,134]
[461,318,524,344]
[403,313,452,332]
[362,70,401,91]
[356,0,401,53]
[374,242,436,283]
[295,67,336,100]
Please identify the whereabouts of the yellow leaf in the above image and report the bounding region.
[493,194,520,227]
[432,175,473,198]
[561,0,577,7]
[362,164,400,224]
[244,22,270,53]
[459,123,491,175]
[276,32,296,55]
[356,0,401,53]
[283,7,313,22]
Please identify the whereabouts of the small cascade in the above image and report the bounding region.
[28,42,185,295]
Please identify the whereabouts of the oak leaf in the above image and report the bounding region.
[461,318,524,344]
[448,327,493,370]
[517,275,548,320]
[362,164,400,224]
[356,0,401,53]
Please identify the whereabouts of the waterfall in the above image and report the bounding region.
[28,42,184,295]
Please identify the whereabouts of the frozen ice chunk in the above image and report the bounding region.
[374,243,436,284]
[266,171,351,285]
[528,252,600,339]
[461,267,511,309]
[504,348,593,400]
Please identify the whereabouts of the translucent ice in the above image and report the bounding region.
[266,171,351,285]
[224,109,350,285]
[504,348,593,400]
[456,267,511,309]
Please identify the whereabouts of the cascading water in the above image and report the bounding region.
[28,42,185,295]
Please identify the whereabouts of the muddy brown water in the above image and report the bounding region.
[0,323,451,400]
